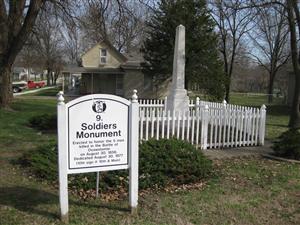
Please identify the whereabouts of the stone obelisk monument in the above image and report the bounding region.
[166,24,189,112]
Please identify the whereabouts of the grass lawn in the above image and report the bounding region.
[0,94,298,224]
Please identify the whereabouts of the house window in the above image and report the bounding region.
[100,49,107,64]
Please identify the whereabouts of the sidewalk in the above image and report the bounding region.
[202,140,274,159]
[13,86,56,96]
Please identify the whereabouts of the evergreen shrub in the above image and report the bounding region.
[273,129,300,160]
[21,138,212,191]
[28,114,57,131]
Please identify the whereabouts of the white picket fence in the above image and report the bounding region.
[138,97,266,149]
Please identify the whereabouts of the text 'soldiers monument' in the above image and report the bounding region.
[167,24,189,112]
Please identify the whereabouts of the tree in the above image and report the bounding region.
[0,1,133,108]
[0,0,45,108]
[285,0,300,128]
[142,0,226,100]
[33,7,64,86]
[62,21,82,66]
[210,0,255,102]
[80,0,148,53]
[248,4,290,103]
[0,0,77,108]
[245,0,300,128]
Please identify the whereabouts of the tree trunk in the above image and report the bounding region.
[287,0,300,128]
[289,70,300,128]
[268,73,275,103]
[47,69,51,86]
[225,77,231,103]
[0,64,13,108]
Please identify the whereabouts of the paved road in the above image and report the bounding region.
[13,86,57,96]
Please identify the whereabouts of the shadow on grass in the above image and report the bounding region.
[266,105,290,116]
[0,186,58,219]
[74,201,130,213]
[0,186,130,220]
[267,123,289,128]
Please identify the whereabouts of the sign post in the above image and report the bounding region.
[129,90,139,212]
[57,90,139,223]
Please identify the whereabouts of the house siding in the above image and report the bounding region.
[123,70,155,99]
[80,73,118,95]
[82,44,123,68]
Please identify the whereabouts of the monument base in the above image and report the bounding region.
[167,89,189,112]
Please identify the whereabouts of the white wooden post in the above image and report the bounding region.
[57,91,69,223]
[195,97,200,115]
[222,100,227,147]
[201,105,209,150]
[129,90,139,213]
[259,104,266,145]
[164,96,168,111]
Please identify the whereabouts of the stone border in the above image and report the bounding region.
[262,154,300,164]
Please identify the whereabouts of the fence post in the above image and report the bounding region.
[129,90,139,213]
[195,97,200,115]
[164,96,167,111]
[201,105,209,150]
[259,104,266,145]
[222,100,227,147]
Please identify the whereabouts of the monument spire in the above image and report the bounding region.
[167,24,189,112]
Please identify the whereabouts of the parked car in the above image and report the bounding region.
[12,81,27,93]
[27,80,46,89]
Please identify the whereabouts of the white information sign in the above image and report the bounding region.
[67,97,129,173]
[57,92,139,223]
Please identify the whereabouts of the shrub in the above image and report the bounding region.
[139,138,212,189]
[22,142,58,181]
[28,114,57,131]
[273,129,300,160]
[21,138,212,192]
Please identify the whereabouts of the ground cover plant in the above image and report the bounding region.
[21,138,212,195]
[28,113,57,131]
[273,129,300,160]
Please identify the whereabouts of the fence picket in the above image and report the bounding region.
[151,109,154,138]
[172,111,176,137]
[182,111,185,140]
[167,110,170,139]
[187,110,190,141]
[191,110,195,144]
[176,111,180,139]
[162,109,165,138]
[156,108,160,140]
[140,109,144,140]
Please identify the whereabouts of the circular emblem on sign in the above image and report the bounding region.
[92,101,106,113]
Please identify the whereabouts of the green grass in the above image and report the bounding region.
[0,94,298,224]
[22,86,61,96]
[0,98,56,159]
[1,156,299,224]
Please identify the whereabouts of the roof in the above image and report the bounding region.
[122,51,144,69]
[62,66,125,74]
[13,67,26,73]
